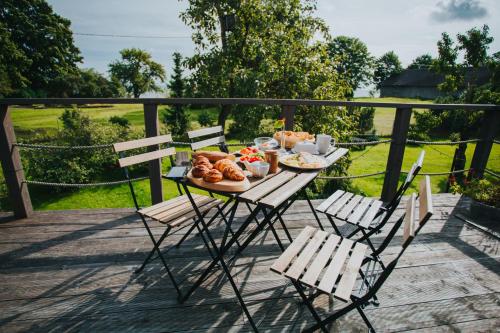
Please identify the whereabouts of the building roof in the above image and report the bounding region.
[380,68,491,88]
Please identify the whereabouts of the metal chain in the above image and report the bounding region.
[23,176,148,188]
[336,139,392,147]
[401,169,470,176]
[484,169,500,179]
[406,139,480,145]
[318,171,386,180]
[15,143,114,150]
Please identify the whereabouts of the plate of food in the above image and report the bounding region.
[188,156,251,192]
[273,131,315,149]
[279,152,327,170]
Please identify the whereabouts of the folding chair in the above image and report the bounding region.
[317,151,425,257]
[114,134,223,298]
[188,125,229,153]
[270,176,433,333]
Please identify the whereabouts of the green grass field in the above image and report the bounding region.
[1,98,498,211]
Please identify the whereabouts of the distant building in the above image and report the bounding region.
[380,68,491,99]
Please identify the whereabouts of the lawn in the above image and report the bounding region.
[1,98,498,211]
[354,97,433,135]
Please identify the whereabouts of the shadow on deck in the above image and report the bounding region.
[0,194,498,332]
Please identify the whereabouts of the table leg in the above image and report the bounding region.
[181,183,259,332]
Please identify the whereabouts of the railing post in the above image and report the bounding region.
[280,105,295,131]
[143,103,163,205]
[0,105,33,218]
[381,108,412,202]
[469,110,499,178]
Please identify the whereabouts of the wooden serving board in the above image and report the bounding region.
[187,170,251,193]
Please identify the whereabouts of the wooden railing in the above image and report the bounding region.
[1,98,499,218]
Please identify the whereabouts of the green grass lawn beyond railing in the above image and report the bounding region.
[1,97,498,211]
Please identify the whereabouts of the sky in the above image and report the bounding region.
[48,0,500,95]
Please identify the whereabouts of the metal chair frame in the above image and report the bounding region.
[116,137,224,300]
[285,179,433,333]
[325,151,425,264]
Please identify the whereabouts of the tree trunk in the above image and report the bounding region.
[218,104,231,130]
[455,142,467,183]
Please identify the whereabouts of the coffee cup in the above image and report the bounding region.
[316,134,331,154]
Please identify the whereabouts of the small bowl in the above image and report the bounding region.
[254,137,278,151]
[244,161,270,178]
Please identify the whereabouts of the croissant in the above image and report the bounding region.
[223,166,245,181]
[214,159,235,172]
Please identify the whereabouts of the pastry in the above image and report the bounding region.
[214,159,236,172]
[192,151,235,163]
[191,164,210,178]
[194,156,210,165]
[223,167,245,181]
[203,169,223,183]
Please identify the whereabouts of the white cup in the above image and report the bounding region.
[316,134,331,154]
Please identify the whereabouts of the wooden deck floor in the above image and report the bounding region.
[0,194,498,332]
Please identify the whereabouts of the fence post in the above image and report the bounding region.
[280,105,295,131]
[0,105,33,218]
[469,110,499,178]
[143,103,163,205]
[381,107,412,202]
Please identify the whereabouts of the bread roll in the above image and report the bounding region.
[192,151,235,163]
[214,159,236,172]
[192,165,210,178]
[203,169,223,183]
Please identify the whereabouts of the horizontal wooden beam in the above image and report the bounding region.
[1,98,499,111]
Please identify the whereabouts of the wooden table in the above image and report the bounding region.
[175,147,348,332]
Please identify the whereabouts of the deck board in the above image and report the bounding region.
[0,194,498,332]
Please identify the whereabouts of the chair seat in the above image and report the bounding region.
[316,190,384,229]
[138,194,222,227]
[271,226,368,302]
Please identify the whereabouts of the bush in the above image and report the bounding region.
[451,178,500,208]
[109,116,130,128]
[357,107,375,133]
[197,111,214,127]
[23,108,137,191]
[162,106,188,138]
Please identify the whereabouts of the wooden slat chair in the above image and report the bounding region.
[188,125,229,153]
[114,134,223,298]
[270,176,433,333]
[317,150,425,256]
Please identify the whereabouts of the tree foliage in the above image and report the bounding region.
[49,68,124,98]
[163,52,189,137]
[413,25,497,182]
[181,0,352,136]
[109,48,166,98]
[373,51,403,90]
[0,0,82,97]
[328,36,374,93]
[24,109,135,189]
[407,54,434,69]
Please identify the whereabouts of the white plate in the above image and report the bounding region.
[279,153,327,170]
[292,147,319,155]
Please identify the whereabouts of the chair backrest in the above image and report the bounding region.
[114,134,175,210]
[362,176,433,301]
[385,150,425,211]
[114,134,175,168]
[187,125,228,153]
[371,175,433,259]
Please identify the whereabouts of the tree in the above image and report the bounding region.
[49,68,124,98]
[163,52,189,137]
[181,0,352,132]
[408,54,434,69]
[373,51,403,90]
[415,25,496,182]
[328,36,374,93]
[0,0,82,97]
[109,48,165,98]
